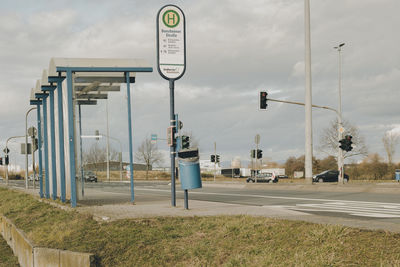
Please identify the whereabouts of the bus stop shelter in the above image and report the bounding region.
[30,58,152,207]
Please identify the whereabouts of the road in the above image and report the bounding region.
[80,181,400,219]
[4,179,400,231]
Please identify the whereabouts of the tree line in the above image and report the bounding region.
[284,154,400,180]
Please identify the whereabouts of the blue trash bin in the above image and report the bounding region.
[179,158,202,190]
[395,169,400,181]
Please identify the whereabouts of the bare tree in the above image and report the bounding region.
[318,119,368,159]
[135,137,164,179]
[83,143,119,171]
[382,131,399,165]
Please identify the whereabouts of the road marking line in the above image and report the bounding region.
[135,188,400,206]
[291,202,400,218]
[297,203,400,213]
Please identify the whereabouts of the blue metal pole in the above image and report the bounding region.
[169,79,176,207]
[78,104,84,198]
[66,70,77,207]
[125,72,135,203]
[42,96,50,199]
[49,90,57,200]
[36,103,43,198]
[56,79,66,202]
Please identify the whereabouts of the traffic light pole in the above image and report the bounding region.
[256,141,259,183]
[214,142,216,182]
[266,98,340,116]
[266,97,343,183]
[335,43,345,185]
[5,136,25,185]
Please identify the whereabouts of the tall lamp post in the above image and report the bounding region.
[101,133,123,181]
[334,43,345,184]
[25,107,37,189]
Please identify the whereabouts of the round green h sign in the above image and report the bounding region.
[163,10,180,28]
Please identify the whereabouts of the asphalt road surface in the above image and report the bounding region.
[4,179,400,231]
[80,181,400,220]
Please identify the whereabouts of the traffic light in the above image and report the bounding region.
[257,149,263,159]
[181,135,190,149]
[259,91,268,110]
[344,135,353,152]
[339,138,346,150]
[251,149,256,158]
[5,155,9,165]
[339,135,353,152]
[211,155,215,162]
[216,155,220,163]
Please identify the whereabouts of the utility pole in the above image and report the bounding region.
[304,0,313,184]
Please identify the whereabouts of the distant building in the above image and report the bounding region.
[84,161,149,171]
[200,160,221,174]
[294,171,304,178]
[260,168,285,175]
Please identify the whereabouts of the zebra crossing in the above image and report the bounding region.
[290,201,400,218]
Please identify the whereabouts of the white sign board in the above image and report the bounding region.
[157,5,186,80]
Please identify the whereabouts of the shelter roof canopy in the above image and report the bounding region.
[48,58,152,76]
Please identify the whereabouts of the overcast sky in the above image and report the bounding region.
[0,0,399,168]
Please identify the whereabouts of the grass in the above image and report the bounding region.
[0,236,19,267]
[1,187,400,266]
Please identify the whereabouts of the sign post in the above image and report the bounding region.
[151,134,158,144]
[157,5,186,207]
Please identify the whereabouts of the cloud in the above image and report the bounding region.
[1,0,400,167]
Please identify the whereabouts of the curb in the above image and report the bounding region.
[0,215,96,267]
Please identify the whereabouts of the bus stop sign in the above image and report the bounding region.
[157,5,186,80]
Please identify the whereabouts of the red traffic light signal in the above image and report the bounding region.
[259,91,268,110]
[344,135,353,151]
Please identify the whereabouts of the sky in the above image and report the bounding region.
[0,0,399,168]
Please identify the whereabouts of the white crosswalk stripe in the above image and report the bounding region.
[290,201,400,218]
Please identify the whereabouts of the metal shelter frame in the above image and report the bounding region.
[29,58,152,207]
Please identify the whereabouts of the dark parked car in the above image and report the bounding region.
[313,170,349,183]
[84,171,98,183]
[246,173,278,183]
[276,175,288,179]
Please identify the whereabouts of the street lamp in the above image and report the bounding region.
[101,133,123,181]
[25,107,37,189]
[334,43,345,184]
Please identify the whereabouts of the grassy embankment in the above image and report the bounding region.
[1,187,400,266]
